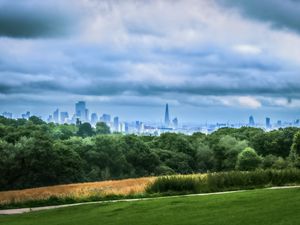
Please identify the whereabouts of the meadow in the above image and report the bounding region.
[0,177,154,206]
[1,188,300,225]
[1,169,300,210]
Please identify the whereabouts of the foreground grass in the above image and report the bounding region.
[1,188,300,225]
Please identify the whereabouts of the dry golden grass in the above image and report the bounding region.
[0,177,156,204]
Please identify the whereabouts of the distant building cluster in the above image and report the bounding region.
[45,101,128,133]
[2,102,300,135]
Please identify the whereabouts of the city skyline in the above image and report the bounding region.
[2,101,299,127]
[1,1,300,122]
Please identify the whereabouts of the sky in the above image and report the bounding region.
[1,0,300,123]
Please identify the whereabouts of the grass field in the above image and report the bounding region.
[1,188,299,225]
[0,177,155,205]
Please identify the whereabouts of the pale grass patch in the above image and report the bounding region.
[0,177,155,204]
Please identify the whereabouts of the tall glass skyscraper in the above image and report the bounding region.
[75,101,87,122]
[60,112,69,124]
[164,103,170,127]
[249,115,255,126]
[113,116,119,132]
[266,117,271,128]
[53,109,59,123]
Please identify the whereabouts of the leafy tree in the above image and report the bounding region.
[11,133,59,189]
[262,154,278,169]
[288,132,300,168]
[236,147,262,171]
[291,131,300,155]
[194,142,215,172]
[213,136,248,171]
[273,157,288,169]
[154,149,193,174]
[0,140,14,189]
[155,133,195,155]
[52,124,77,140]
[77,122,94,137]
[252,128,299,157]
[154,165,175,175]
[53,141,84,183]
[125,135,160,176]
[96,122,110,134]
[29,116,45,125]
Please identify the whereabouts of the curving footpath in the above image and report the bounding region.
[1,185,300,215]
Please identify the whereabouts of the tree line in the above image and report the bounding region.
[0,116,300,191]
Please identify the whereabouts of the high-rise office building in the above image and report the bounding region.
[249,115,255,126]
[164,103,170,127]
[91,113,98,125]
[60,112,69,124]
[100,114,111,123]
[119,122,129,133]
[135,121,144,133]
[172,117,178,129]
[266,117,271,128]
[22,111,30,119]
[75,101,87,122]
[47,115,53,123]
[53,109,59,123]
[113,116,119,132]
[85,109,89,122]
[277,120,282,127]
[2,112,12,119]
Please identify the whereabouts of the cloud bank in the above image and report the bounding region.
[0,0,300,121]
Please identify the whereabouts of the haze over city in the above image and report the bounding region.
[1,0,300,123]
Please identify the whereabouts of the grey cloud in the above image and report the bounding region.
[2,71,300,100]
[0,1,78,38]
[1,0,300,113]
[1,40,300,101]
[217,0,300,34]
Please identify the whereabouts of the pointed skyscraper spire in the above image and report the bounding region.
[164,103,170,127]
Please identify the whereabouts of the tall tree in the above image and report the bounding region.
[77,123,94,137]
[96,122,110,134]
[236,147,262,171]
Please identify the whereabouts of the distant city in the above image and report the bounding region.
[1,101,300,135]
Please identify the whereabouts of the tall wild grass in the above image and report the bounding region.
[146,169,300,194]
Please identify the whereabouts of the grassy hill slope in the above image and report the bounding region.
[1,188,300,225]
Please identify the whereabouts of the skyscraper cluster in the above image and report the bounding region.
[3,102,300,135]
[45,101,125,133]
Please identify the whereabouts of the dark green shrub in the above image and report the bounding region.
[145,175,206,194]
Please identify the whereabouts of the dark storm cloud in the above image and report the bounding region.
[0,83,11,93]
[0,37,299,100]
[0,1,77,38]
[1,70,300,100]
[218,0,300,34]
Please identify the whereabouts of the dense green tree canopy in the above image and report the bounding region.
[0,116,299,191]
[96,122,111,134]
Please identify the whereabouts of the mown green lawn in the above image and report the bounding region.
[1,188,300,225]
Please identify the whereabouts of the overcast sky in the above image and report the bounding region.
[1,0,300,123]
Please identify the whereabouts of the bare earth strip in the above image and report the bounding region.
[1,186,300,215]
